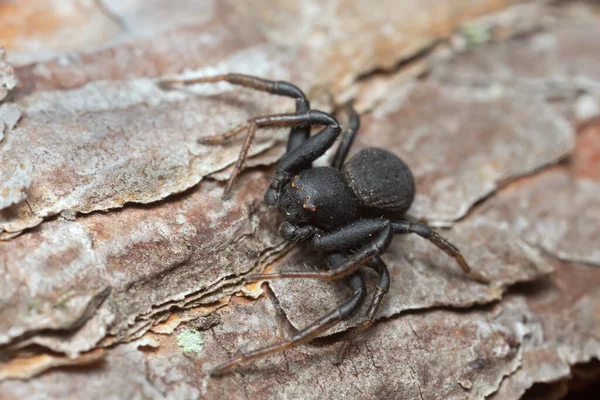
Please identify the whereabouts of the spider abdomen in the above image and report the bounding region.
[342,147,415,216]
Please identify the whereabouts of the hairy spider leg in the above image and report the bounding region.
[248,111,341,198]
[223,120,257,196]
[158,73,311,148]
[218,108,340,195]
[391,221,489,284]
[335,256,390,364]
[331,104,360,169]
[158,74,347,197]
[247,222,394,281]
[247,219,488,283]
[211,267,366,376]
[274,112,341,172]
[191,110,340,198]
[198,123,248,144]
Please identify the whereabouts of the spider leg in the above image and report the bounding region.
[158,73,311,150]
[196,110,339,198]
[222,121,257,196]
[250,218,487,283]
[158,73,308,108]
[391,221,489,284]
[261,111,344,205]
[271,111,340,172]
[197,122,248,144]
[334,256,390,365]
[287,100,311,152]
[331,104,360,169]
[247,221,393,281]
[211,268,366,376]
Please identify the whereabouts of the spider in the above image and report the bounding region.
[158,74,489,376]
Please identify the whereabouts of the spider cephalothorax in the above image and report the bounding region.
[279,167,360,230]
[158,73,488,376]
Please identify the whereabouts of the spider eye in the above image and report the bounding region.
[302,203,317,212]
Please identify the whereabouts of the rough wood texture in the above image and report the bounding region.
[1,1,599,399]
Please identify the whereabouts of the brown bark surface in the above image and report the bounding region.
[1,1,599,399]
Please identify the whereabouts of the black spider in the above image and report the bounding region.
[158,74,488,376]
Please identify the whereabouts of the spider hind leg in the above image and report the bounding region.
[211,264,366,376]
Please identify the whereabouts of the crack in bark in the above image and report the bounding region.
[452,159,575,230]
[355,40,440,84]
[314,373,326,396]
[408,322,431,354]
[93,0,128,33]
[348,355,360,377]
[334,363,343,381]
[537,246,600,269]
[264,283,300,338]
[1,286,111,351]
[406,353,426,400]
[209,326,231,359]
[363,342,380,371]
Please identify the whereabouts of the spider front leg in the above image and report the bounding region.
[157,73,316,196]
[263,112,343,205]
[247,220,394,281]
[249,218,488,283]
[177,75,311,148]
[201,110,340,198]
[211,267,366,376]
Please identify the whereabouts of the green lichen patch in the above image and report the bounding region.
[176,329,204,354]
